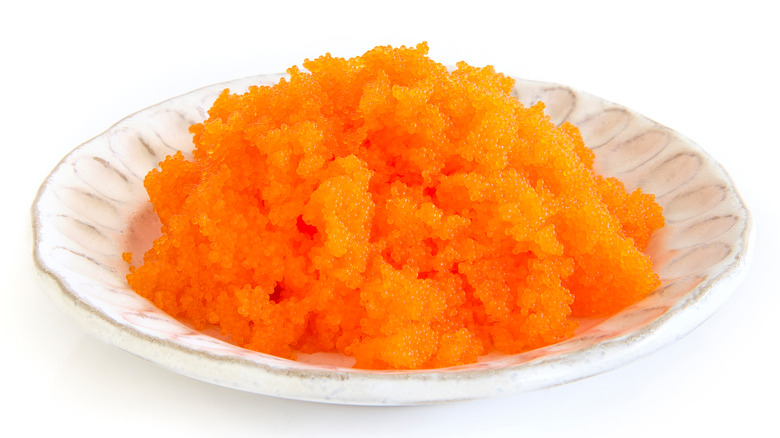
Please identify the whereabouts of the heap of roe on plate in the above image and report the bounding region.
[125,43,664,370]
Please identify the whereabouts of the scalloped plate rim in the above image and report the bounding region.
[31,73,754,405]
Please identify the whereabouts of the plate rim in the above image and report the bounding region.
[31,73,755,405]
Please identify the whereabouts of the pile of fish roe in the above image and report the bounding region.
[125,43,664,369]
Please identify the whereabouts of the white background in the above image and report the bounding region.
[2,1,778,436]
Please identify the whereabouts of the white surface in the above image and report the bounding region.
[2,0,778,435]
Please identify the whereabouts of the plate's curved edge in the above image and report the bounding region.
[31,73,755,406]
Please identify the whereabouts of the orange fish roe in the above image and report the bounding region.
[126,43,664,369]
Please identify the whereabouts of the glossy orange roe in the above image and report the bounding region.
[126,43,664,369]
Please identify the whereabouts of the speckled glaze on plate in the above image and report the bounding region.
[32,74,753,405]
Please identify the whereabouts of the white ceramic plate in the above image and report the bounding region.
[32,74,753,405]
